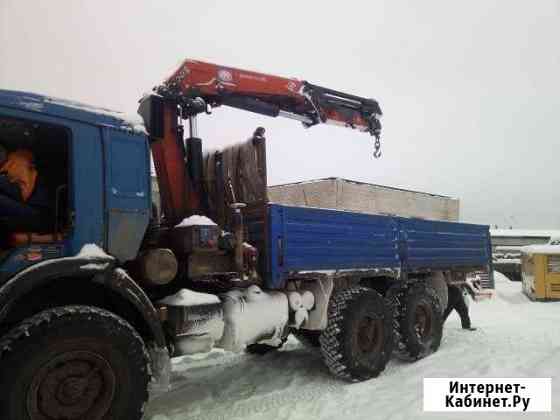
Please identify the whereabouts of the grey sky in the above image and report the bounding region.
[1,0,558,228]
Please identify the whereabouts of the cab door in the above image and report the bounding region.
[102,127,150,262]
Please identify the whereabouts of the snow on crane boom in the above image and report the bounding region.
[155,59,383,157]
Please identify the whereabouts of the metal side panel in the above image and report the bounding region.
[266,204,400,289]
[399,217,491,270]
[245,201,268,280]
[102,127,151,262]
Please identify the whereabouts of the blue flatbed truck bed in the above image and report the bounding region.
[252,204,493,289]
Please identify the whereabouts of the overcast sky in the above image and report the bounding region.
[1,0,559,228]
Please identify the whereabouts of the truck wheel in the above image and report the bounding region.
[320,287,393,382]
[394,284,443,361]
[426,272,448,313]
[0,305,150,420]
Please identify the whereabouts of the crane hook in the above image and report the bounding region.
[373,135,382,159]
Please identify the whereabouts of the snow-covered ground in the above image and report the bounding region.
[145,273,559,420]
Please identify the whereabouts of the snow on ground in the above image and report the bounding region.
[145,273,560,420]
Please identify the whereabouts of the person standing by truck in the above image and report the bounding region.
[443,284,476,331]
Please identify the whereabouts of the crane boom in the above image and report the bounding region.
[156,59,382,141]
[139,59,384,224]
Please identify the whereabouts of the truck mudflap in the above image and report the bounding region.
[97,269,171,394]
[92,268,167,347]
[147,343,172,397]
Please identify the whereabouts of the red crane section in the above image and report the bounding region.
[159,59,382,139]
[140,59,383,224]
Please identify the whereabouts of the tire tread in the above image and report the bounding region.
[0,305,150,419]
[320,287,392,382]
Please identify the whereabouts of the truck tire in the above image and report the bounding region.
[0,305,150,420]
[426,272,448,313]
[320,287,393,382]
[393,284,443,361]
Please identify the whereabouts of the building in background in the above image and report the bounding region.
[491,229,560,281]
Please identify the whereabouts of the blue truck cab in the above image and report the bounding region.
[0,89,151,279]
[0,89,492,420]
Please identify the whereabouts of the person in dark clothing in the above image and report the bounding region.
[443,285,476,331]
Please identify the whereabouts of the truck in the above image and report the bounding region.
[0,59,493,420]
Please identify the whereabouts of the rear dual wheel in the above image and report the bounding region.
[392,284,443,360]
[320,287,393,382]
[320,283,443,383]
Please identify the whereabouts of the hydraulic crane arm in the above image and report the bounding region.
[156,59,382,150]
[139,59,383,225]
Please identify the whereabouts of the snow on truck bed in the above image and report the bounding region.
[145,272,560,420]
